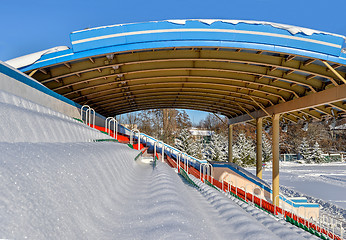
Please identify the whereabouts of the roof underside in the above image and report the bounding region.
[27,48,346,124]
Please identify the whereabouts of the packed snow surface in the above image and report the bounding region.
[1,142,319,239]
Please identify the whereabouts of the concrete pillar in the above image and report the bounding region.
[272,114,280,206]
[256,118,263,179]
[228,124,233,163]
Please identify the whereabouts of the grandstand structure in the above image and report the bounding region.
[3,20,346,239]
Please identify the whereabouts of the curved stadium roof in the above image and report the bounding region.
[7,19,346,125]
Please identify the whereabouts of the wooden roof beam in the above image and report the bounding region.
[104,101,237,117]
[97,95,245,114]
[64,63,71,69]
[63,78,284,101]
[285,55,295,62]
[38,56,324,91]
[229,84,346,124]
[71,85,274,106]
[108,104,236,118]
[286,70,294,75]
[48,66,310,97]
[322,60,346,84]
[303,59,315,66]
[39,68,48,74]
[306,74,315,80]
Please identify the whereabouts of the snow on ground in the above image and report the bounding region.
[1,142,319,239]
[247,162,346,221]
[0,91,322,239]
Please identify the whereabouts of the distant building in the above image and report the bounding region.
[188,127,214,141]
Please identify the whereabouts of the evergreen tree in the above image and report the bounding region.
[311,141,324,163]
[204,133,227,161]
[175,129,195,156]
[298,138,312,163]
[262,133,272,162]
[191,139,203,159]
[233,132,255,166]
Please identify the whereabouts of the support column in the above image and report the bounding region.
[256,118,263,179]
[228,124,233,163]
[272,114,280,206]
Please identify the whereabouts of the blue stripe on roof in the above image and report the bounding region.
[19,39,346,73]
[18,20,346,72]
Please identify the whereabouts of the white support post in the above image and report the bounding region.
[81,105,91,125]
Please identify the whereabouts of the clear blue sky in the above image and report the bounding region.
[1,0,345,123]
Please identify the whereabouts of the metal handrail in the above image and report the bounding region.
[81,105,96,128]
[81,105,90,124]
[177,152,182,171]
[111,118,118,139]
[86,108,95,128]
[130,130,133,145]
[158,141,164,162]
[133,129,140,150]
[199,162,213,184]
[320,213,345,238]
[105,117,113,135]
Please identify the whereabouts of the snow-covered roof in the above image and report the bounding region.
[189,128,213,136]
[73,19,346,39]
[5,46,69,69]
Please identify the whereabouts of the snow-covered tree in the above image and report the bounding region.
[311,141,324,163]
[191,139,204,159]
[262,133,272,162]
[233,132,256,166]
[298,137,313,163]
[175,129,195,156]
[203,133,227,161]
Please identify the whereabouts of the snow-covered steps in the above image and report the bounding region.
[0,141,301,239]
[187,174,320,240]
[165,155,343,240]
[0,90,111,143]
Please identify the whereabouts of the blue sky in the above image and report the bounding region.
[1,0,345,123]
